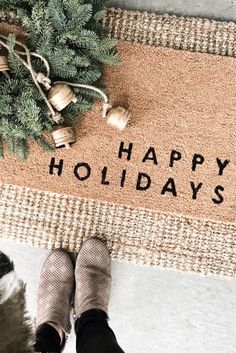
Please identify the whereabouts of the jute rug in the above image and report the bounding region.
[0,8,236,276]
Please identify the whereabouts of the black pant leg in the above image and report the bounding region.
[34,323,61,353]
[75,309,125,353]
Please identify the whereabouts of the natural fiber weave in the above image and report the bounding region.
[2,8,236,57]
[106,8,236,56]
[1,184,236,277]
[0,8,236,277]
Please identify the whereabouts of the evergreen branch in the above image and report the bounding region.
[48,0,67,32]
[15,138,29,160]
[0,0,119,159]
[0,136,4,158]
[77,67,102,84]
[89,0,109,12]
[7,135,15,154]
[74,55,91,67]
[66,4,93,28]
[62,0,84,17]
[33,135,54,152]
[74,29,100,49]
[93,9,106,22]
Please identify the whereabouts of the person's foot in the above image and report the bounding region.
[36,250,74,335]
[74,238,112,318]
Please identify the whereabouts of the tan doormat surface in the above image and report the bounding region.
[0,9,236,276]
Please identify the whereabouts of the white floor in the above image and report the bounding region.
[1,238,236,353]
[110,0,236,21]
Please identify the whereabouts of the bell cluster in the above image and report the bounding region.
[0,43,131,150]
[0,10,20,25]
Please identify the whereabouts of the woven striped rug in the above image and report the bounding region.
[0,8,236,277]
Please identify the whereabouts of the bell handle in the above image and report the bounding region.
[0,35,56,118]
[65,143,71,150]
[12,50,51,79]
[54,81,111,117]
[3,70,10,80]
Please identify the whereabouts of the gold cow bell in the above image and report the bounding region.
[48,83,78,111]
[0,56,10,76]
[106,106,130,131]
[51,125,76,149]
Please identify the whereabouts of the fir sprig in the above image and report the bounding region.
[0,0,118,159]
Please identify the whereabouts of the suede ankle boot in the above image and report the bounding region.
[74,238,112,318]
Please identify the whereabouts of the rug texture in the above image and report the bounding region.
[0,8,236,277]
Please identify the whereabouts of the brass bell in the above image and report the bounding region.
[51,125,77,149]
[48,83,78,111]
[0,56,10,74]
[106,106,130,131]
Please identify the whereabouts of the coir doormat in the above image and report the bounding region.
[0,8,236,276]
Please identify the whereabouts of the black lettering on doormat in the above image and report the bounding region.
[169,150,182,168]
[118,141,133,161]
[136,173,152,191]
[74,163,91,181]
[120,169,127,188]
[101,167,110,185]
[142,147,158,165]
[49,158,64,176]
[192,154,205,172]
[161,178,177,197]
[190,182,203,200]
[216,158,230,176]
[212,185,224,204]
[48,141,231,206]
